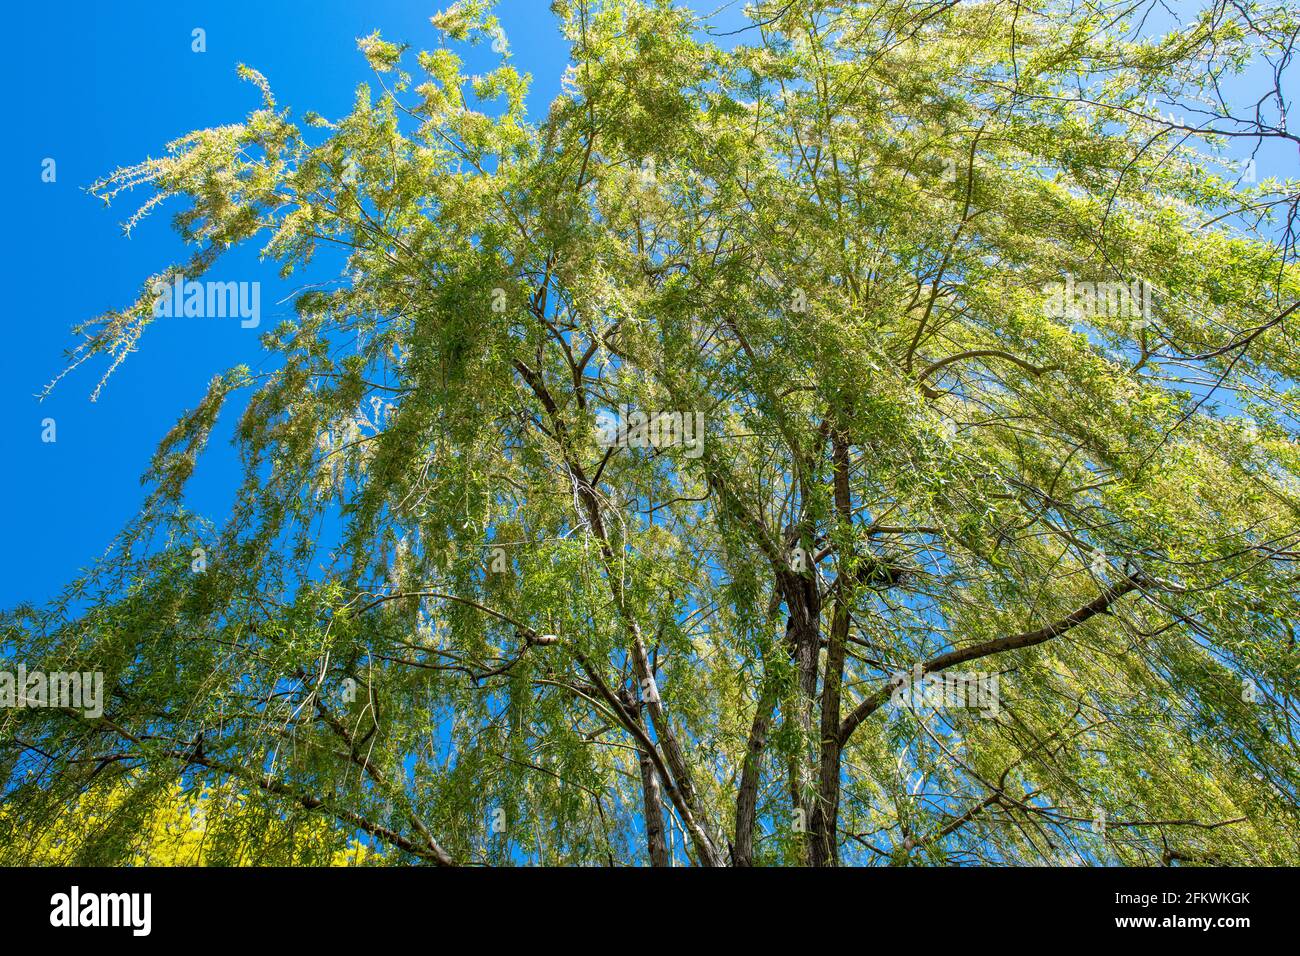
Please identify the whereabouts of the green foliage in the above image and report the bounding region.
[5,0,1299,866]
[0,778,378,866]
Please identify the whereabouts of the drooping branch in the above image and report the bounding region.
[163,749,455,865]
[916,349,1060,394]
[512,351,724,866]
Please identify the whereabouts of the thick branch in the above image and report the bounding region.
[839,573,1147,745]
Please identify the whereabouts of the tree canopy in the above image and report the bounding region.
[4,0,1299,866]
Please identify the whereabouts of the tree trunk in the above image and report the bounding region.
[809,432,853,866]
[636,723,670,866]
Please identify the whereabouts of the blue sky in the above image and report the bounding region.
[0,1,603,608]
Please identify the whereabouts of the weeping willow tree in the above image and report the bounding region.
[3,0,1298,867]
